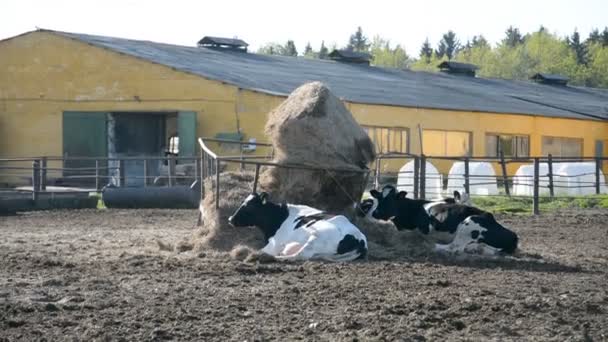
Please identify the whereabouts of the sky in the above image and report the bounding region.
[2,0,607,57]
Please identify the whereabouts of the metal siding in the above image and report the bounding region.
[62,112,108,182]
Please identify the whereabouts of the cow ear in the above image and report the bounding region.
[398,191,408,199]
[453,191,461,201]
[370,190,381,198]
[259,192,269,204]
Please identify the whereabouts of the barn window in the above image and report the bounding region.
[542,136,583,157]
[362,126,409,154]
[423,130,471,156]
[486,134,529,158]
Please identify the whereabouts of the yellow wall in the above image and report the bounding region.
[1,31,607,184]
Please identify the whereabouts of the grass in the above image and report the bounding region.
[472,194,608,214]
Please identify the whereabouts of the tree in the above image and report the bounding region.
[587,28,601,45]
[347,26,370,52]
[284,40,298,56]
[602,27,608,47]
[257,43,285,55]
[502,26,524,47]
[419,38,433,63]
[369,35,410,69]
[566,30,588,65]
[471,35,489,48]
[318,41,329,59]
[437,30,460,60]
[303,42,315,58]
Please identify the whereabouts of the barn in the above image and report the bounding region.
[1,29,607,185]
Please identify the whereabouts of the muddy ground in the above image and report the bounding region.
[1,209,607,341]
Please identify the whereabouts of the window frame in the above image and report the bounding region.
[362,125,410,154]
[541,136,584,157]
[485,133,530,158]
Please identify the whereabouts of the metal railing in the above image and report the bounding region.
[198,137,371,209]
[373,152,608,214]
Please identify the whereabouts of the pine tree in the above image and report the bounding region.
[347,26,370,52]
[566,30,588,65]
[419,38,433,63]
[438,30,460,60]
[303,42,315,58]
[503,26,524,47]
[284,40,298,56]
[602,27,608,47]
[587,28,601,45]
[471,35,489,48]
[318,41,329,59]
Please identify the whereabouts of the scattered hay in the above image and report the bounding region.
[230,245,255,261]
[259,82,375,213]
[156,239,174,252]
[351,216,435,260]
[191,172,266,252]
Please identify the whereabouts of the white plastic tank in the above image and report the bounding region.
[447,162,499,195]
[396,160,443,199]
[553,162,608,195]
[512,163,550,196]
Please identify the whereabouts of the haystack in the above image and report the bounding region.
[259,82,375,213]
[191,172,266,252]
[351,216,435,260]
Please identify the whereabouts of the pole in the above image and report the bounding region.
[95,160,100,190]
[413,157,420,199]
[374,156,381,189]
[595,157,601,195]
[253,164,261,193]
[500,151,510,197]
[533,158,540,215]
[168,155,176,187]
[547,154,554,198]
[40,157,47,191]
[420,155,426,200]
[32,160,40,201]
[215,159,221,209]
[464,157,470,195]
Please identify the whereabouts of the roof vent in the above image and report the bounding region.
[438,61,478,77]
[328,49,372,65]
[197,36,248,52]
[530,73,569,86]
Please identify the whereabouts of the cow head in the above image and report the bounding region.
[367,185,407,221]
[453,190,472,206]
[228,192,289,242]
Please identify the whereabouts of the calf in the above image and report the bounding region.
[361,185,518,255]
[229,192,368,261]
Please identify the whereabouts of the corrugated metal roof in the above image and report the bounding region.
[47,30,608,121]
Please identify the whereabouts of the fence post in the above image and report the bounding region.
[95,160,100,191]
[547,154,554,198]
[168,156,176,187]
[32,160,40,201]
[143,159,149,187]
[118,159,125,187]
[464,157,470,195]
[500,151,510,197]
[40,157,47,191]
[215,159,221,209]
[420,155,426,200]
[533,157,540,215]
[374,156,381,189]
[413,157,420,199]
[253,164,261,193]
[201,152,206,200]
[595,157,601,195]
[194,157,201,186]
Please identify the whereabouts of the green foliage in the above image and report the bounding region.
[284,40,298,57]
[419,38,433,63]
[436,30,460,60]
[502,26,524,47]
[303,42,314,58]
[319,41,329,59]
[257,40,298,57]
[369,36,410,69]
[473,195,608,214]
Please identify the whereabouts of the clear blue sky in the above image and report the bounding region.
[2,0,607,56]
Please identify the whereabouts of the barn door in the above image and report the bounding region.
[63,112,108,185]
[178,111,197,157]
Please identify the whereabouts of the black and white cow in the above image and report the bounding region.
[361,185,518,255]
[228,192,368,261]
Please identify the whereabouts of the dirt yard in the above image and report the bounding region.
[1,209,607,341]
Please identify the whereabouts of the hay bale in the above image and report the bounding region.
[260,82,375,213]
[351,216,435,260]
[192,172,266,252]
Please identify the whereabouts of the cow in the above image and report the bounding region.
[360,185,518,255]
[228,192,368,261]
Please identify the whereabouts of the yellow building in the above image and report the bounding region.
[1,30,607,185]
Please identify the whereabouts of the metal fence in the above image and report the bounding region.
[373,152,608,214]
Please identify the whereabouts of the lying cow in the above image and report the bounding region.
[229,192,368,261]
[362,185,518,255]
